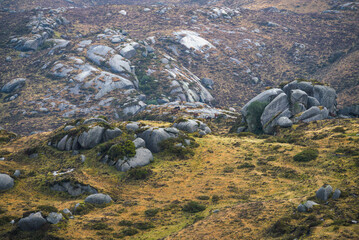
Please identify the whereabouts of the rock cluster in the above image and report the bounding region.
[52,119,122,151]
[297,184,341,212]
[17,210,65,231]
[240,81,337,134]
[50,181,98,196]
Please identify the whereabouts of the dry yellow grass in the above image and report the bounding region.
[0,119,358,239]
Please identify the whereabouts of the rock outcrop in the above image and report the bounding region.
[50,181,97,196]
[1,78,26,93]
[239,81,338,134]
[173,119,211,135]
[138,127,178,153]
[52,120,123,151]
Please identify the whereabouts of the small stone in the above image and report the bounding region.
[14,170,21,178]
[80,155,86,163]
[212,209,220,213]
[46,212,63,224]
[297,204,307,212]
[332,189,341,200]
[62,209,72,215]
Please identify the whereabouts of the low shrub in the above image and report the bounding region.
[126,168,152,180]
[332,127,346,133]
[134,221,154,230]
[118,220,133,226]
[211,195,220,203]
[37,205,58,215]
[182,201,206,213]
[159,135,198,159]
[335,147,359,156]
[196,195,210,200]
[122,228,139,236]
[145,208,159,217]
[237,163,255,169]
[293,148,319,162]
[108,140,136,161]
[223,166,234,173]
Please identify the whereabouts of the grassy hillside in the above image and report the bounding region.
[0,118,358,239]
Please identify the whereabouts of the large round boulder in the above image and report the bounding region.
[115,147,153,172]
[78,126,105,149]
[241,88,283,117]
[0,173,14,191]
[85,193,112,205]
[138,128,177,153]
[18,212,47,231]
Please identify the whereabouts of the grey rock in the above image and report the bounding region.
[87,45,115,66]
[83,118,109,125]
[297,204,307,212]
[80,155,86,163]
[64,125,75,131]
[85,193,112,205]
[133,138,146,149]
[277,117,293,128]
[108,54,131,73]
[78,126,105,149]
[18,212,47,231]
[165,127,180,135]
[304,200,318,210]
[14,170,21,178]
[72,136,80,150]
[57,135,68,151]
[291,89,308,107]
[126,122,140,131]
[62,208,72,215]
[302,107,328,123]
[316,185,333,201]
[116,147,153,172]
[139,128,177,153]
[338,105,359,116]
[201,78,214,89]
[103,128,122,142]
[307,96,320,108]
[332,189,341,200]
[46,212,63,224]
[65,137,73,151]
[51,181,97,196]
[1,78,26,93]
[0,174,14,191]
[173,119,211,134]
[297,106,321,121]
[120,45,136,59]
[314,85,337,114]
[241,88,283,117]
[283,80,314,97]
[261,93,289,134]
[237,126,246,133]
